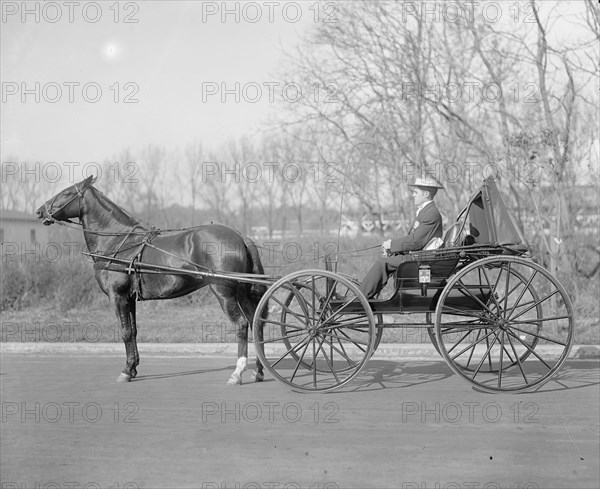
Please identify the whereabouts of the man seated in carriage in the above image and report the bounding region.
[360,177,444,299]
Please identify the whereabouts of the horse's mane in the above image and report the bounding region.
[89,185,150,231]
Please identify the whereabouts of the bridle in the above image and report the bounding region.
[43,179,94,226]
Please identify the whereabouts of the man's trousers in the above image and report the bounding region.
[359,254,411,299]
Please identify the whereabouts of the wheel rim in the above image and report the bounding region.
[435,256,574,392]
[253,270,375,392]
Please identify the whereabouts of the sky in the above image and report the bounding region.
[1,0,319,163]
[1,0,594,168]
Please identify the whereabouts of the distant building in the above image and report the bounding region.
[0,209,50,262]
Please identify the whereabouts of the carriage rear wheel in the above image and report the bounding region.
[434,256,574,392]
[253,270,376,392]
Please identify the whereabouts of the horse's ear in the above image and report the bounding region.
[83,175,97,186]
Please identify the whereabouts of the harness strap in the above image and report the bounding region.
[124,228,162,301]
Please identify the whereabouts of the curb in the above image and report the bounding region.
[1,342,598,359]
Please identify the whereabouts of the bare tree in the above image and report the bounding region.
[182,141,204,226]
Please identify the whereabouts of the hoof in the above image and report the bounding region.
[226,375,242,385]
[131,368,137,379]
[116,373,132,383]
[253,371,264,382]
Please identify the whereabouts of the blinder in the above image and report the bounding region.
[43,178,95,225]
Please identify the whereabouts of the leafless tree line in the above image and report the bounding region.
[1,132,342,238]
[276,0,599,279]
[2,1,598,281]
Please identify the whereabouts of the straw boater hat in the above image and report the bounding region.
[408,176,445,190]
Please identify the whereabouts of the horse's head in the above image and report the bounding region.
[36,175,97,225]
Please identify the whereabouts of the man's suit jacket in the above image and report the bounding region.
[389,202,443,254]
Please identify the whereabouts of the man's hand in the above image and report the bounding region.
[382,239,391,256]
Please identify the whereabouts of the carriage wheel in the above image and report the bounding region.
[373,315,384,353]
[279,289,383,371]
[253,270,376,392]
[430,268,541,363]
[427,327,442,356]
[434,256,574,392]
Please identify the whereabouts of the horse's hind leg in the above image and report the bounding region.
[237,289,264,382]
[211,284,249,385]
[129,299,140,378]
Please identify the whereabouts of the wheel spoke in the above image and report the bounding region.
[328,338,359,367]
[271,293,310,325]
[471,333,499,380]
[509,289,560,321]
[290,340,312,382]
[262,317,305,330]
[441,304,490,319]
[456,278,493,313]
[324,315,373,329]
[464,328,483,369]
[508,325,568,347]
[506,270,538,319]
[481,267,502,314]
[503,261,512,317]
[320,329,371,347]
[259,330,307,344]
[326,299,368,323]
[488,284,532,315]
[448,327,496,361]
[439,318,482,328]
[506,330,553,370]
[314,335,341,383]
[315,279,339,325]
[335,328,369,354]
[509,315,571,325]
[498,331,505,388]
[500,338,516,364]
[506,331,528,384]
[271,336,311,368]
[445,329,478,355]
[484,330,494,371]
[440,323,492,333]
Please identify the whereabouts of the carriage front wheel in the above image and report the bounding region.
[253,270,376,392]
[434,256,574,392]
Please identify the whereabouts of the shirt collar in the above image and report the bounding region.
[416,200,433,216]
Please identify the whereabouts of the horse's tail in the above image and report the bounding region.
[243,236,268,316]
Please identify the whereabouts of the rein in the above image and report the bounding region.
[46,182,382,275]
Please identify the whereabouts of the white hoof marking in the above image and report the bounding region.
[226,356,248,385]
[227,374,242,385]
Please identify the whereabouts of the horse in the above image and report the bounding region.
[36,176,267,385]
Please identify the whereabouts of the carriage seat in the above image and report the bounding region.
[421,222,464,251]
[393,222,463,291]
[442,222,463,248]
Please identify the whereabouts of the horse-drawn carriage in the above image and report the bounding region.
[37,176,574,393]
[250,177,574,393]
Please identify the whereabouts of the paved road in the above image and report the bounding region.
[1,352,598,489]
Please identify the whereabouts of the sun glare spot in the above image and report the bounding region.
[104,43,119,59]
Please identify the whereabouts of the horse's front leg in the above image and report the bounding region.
[113,294,138,383]
[253,320,265,383]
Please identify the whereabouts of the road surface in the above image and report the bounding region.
[1,351,598,489]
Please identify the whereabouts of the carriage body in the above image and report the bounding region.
[252,177,575,393]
